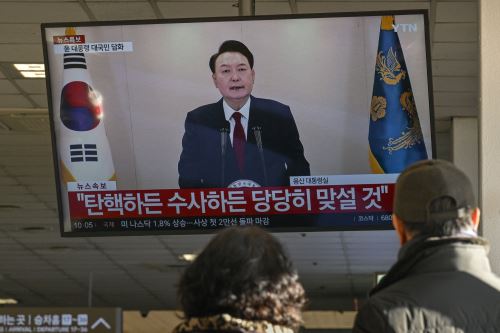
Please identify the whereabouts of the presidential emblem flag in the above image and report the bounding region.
[368,16,428,173]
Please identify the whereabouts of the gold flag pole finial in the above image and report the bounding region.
[381,16,395,31]
[65,27,76,35]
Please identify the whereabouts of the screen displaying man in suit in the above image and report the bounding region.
[178,40,310,188]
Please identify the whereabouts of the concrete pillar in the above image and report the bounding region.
[452,117,478,201]
[479,0,500,274]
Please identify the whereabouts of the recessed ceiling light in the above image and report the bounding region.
[0,298,18,305]
[20,71,45,78]
[14,64,45,71]
[178,253,197,262]
[14,64,46,78]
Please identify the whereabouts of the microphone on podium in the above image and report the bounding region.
[220,127,230,186]
[252,126,268,186]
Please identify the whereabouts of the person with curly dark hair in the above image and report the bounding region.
[172,226,307,333]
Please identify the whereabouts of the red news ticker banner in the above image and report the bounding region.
[68,184,395,220]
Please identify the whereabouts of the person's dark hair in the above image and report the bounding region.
[402,196,474,237]
[209,40,254,73]
[177,226,306,329]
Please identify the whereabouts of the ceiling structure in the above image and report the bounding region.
[0,0,477,313]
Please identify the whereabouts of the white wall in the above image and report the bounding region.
[452,117,478,201]
[480,0,500,274]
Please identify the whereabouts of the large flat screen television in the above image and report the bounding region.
[42,10,435,236]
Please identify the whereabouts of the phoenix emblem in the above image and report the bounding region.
[376,47,406,85]
[384,91,425,153]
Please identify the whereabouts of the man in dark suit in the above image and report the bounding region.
[178,40,310,188]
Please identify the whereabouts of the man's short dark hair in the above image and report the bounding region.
[177,226,305,328]
[209,40,254,73]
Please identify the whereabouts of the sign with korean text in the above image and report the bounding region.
[53,42,133,54]
[0,308,121,333]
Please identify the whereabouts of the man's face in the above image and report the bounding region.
[212,52,255,109]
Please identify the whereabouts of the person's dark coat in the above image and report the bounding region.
[178,96,310,188]
[353,236,500,332]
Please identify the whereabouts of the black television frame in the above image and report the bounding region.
[41,9,436,237]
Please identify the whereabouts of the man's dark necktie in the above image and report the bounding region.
[232,112,246,174]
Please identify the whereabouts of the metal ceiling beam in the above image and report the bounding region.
[148,0,164,19]
[78,0,97,21]
[239,0,255,16]
[0,108,47,115]
[289,0,298,14]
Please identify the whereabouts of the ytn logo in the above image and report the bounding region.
[392,23,418,33]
